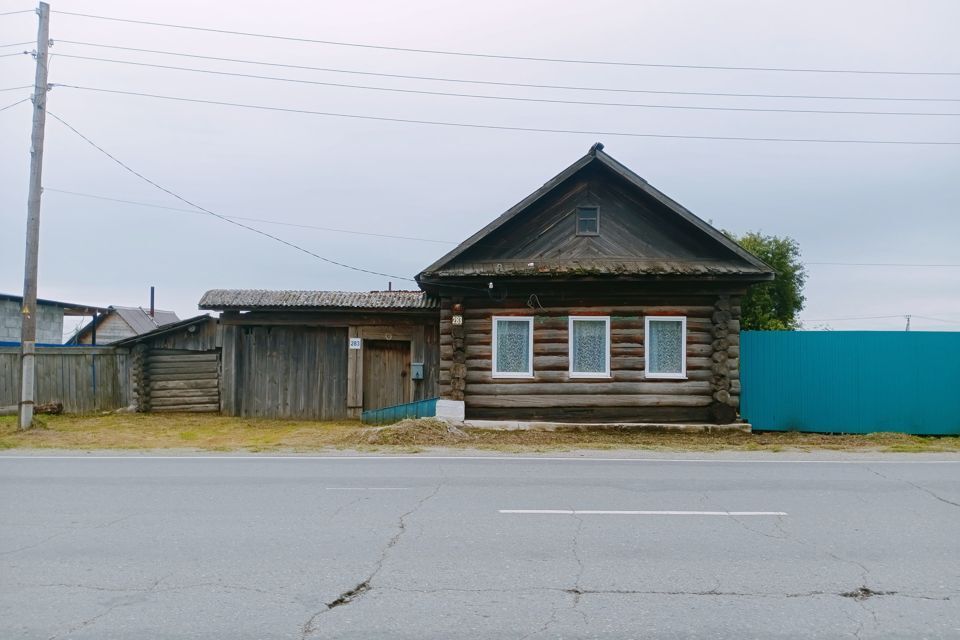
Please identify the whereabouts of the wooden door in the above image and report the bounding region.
[362,340,411,410]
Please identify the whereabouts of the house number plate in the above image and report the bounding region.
[349,338,362,349]
[452,315,463,325]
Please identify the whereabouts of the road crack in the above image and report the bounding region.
[300,483,442,638]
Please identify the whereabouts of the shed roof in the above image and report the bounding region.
[113,314,213,346]
[199,289,439,311]
[0,292,108,316]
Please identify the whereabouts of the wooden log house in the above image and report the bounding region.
[195,144,772,423]
[416,143,774,423]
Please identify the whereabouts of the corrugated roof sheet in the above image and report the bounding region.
[199,289,439,310]
[112,306,180,334]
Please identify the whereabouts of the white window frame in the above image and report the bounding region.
[568,316,611,378]
[644,316,687,380]
[491,316,534,378]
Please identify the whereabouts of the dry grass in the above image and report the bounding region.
[1,413,958,453]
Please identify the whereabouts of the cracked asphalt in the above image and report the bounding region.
[1,453,958,639]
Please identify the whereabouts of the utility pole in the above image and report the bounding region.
[18,2,51,430]
[905,315,911,332]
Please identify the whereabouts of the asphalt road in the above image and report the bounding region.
[1,453,958,639]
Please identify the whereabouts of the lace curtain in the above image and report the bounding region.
[495,320,530,373]
[571,319,607,373]
[648,320,683,374]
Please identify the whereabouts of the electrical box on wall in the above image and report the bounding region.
[410,362,424,380]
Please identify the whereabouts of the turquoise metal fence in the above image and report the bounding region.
[741,331,960,435]
[361,397,439,426]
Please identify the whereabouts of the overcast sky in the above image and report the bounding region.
[2,0,958,334]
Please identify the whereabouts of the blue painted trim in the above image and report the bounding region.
[362,398,439,425]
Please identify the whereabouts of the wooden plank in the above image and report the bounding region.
[147,353,218,363]
[347,326,362,409]
[464,394,713,408]
[150,388,221,399]
[148,371,219,382]
[466,381,712,395]
[151,379,219,391]
[152,403,220,412]
[151,395,219,407]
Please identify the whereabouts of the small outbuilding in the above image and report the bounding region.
[199,290,440,419]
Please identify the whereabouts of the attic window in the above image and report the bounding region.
[576,207,599,236]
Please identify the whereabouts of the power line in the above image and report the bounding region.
[52,53,960,117]
[0,41,33,47]
[0,9,34,16]
[45,110,422,283]
[52,10,960,76]
[54,84,960,146]
[805,315,907,322]
[43,187,456,244]
[0,51,27,58]
[0,85,32,92]
[33,190,960,268]
[0,96,30,112]
[912,315,960,325]
[806,261,960,267]
[56,41,960,104]
[806,314,960,324]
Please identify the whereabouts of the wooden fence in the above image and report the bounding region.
[0,346,132,414]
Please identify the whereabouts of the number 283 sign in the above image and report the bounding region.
[349,338,362,350]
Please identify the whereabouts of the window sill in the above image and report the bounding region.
[568,373,612,379]
[644,373,688,380]
[492,373,535,379]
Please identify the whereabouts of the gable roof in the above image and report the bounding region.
[112,306,180,334]
[199,289,439,311]
[417,143,773,282]
[67,305,181,344]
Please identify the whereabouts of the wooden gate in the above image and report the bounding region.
[362,340,411,410]
[144,349,220,412]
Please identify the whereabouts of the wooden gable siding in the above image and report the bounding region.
[142,318,220,351]
[441,163,743,271]
[439,295,741,423]
[76,313,134,344]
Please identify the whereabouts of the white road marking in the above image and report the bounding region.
[0,455,956,464]
[499,509,788,516]
[325,487,410,490]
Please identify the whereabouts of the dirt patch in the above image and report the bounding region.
[0,414,957,453]
[358,418,473,446]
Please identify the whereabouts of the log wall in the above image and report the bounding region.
[439,295,741,423]
[140,350,220,413]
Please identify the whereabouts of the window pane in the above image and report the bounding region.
[648,320,683,374]
[572,319,607,373]
[496,320,530,373]
[576,207,598,235]
[577,217,598,234]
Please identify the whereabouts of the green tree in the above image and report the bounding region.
[726,231,806,330]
